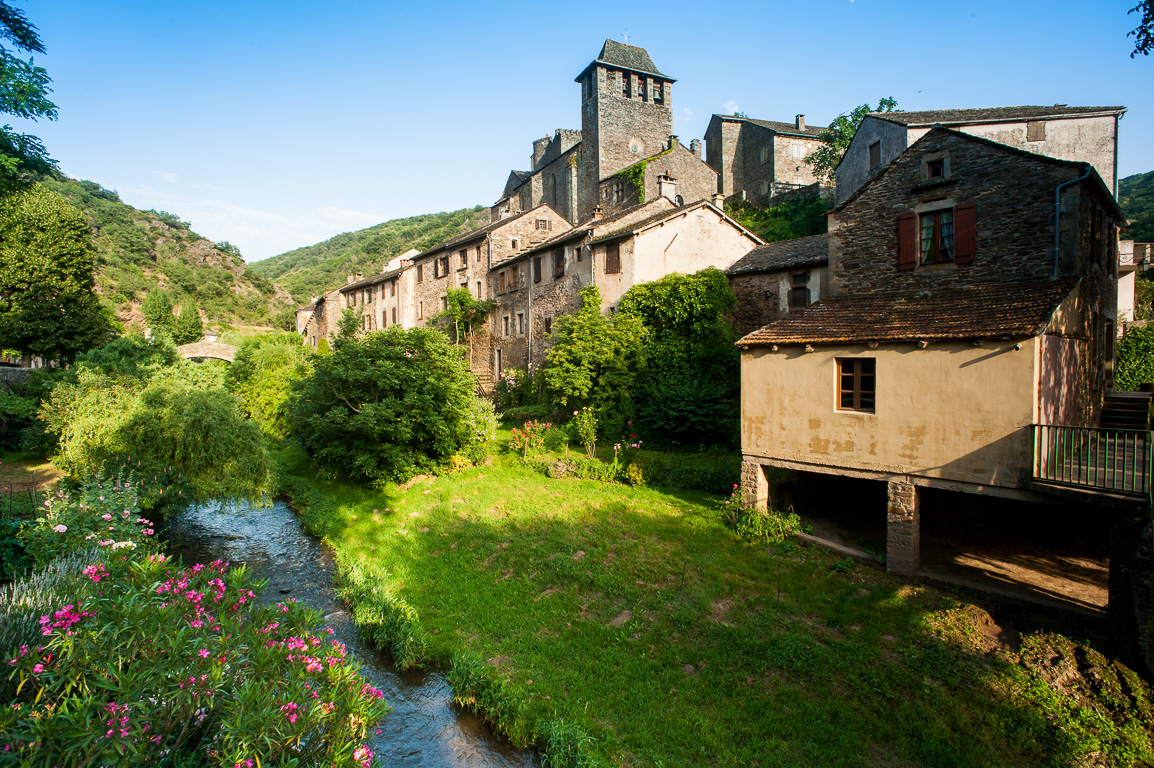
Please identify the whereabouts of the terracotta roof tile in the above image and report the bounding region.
[728,234,829,275]
[738,279,1077,346]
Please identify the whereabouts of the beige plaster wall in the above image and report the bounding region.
[740,339,1038,488]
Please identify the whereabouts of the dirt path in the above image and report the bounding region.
[0,454,61,496]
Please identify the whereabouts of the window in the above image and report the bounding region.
[790,142,805,161]
[544,317,552,335]
[494,349,502,376]
[475,245,482,262]
[498,271,506,293]
[789,272,809,310]
[511,239,519,250]
[759,180,769,196]
[536,219,551,231]
[502,316,510,336]
[517,312,525,334]
[639,79,647,102]
[653,82,663,105]
[605,243,621,274]
[623,72,630,98]
[438,256,449,277]
[476,280,483,298]
[868,141,881,171]
[919,209,955,264]
[553,248,565,279]
[533,256,542,283]
[459,249,467,268]
[1026,120,1046,142]
[926,158,945,180]
[898,204,975,270]
[441,295,448,310]
[390,281,396,297]
[576,246,583,263]
[416,265,423,282]
[837,358,875,413]
[391,307,397,325]
[418,301,424,320]
[759,146,769,165]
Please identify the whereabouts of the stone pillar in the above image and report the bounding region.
[886,477,920,576]
[741,459,769,510]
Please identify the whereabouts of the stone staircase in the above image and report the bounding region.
[1099,391,1154,431]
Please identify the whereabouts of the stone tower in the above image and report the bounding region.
[575,40,676,221]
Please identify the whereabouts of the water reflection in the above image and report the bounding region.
[163,500,538,768]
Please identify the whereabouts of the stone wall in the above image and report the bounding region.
[705,117,741,196]
[729,267,827,336]
[829,130,1086,296]
[835,117,909,205]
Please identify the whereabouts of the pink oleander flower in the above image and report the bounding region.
[31,663,43,675]
[52,524,67,533]
[101,513,112,521]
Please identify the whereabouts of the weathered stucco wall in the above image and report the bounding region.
[740,339,1038,489]
[835,117,909,205]
[1038,334,1085,427]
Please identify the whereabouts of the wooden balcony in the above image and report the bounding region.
[1032,424,1151,499]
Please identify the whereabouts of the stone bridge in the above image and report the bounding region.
[175,341,238,362]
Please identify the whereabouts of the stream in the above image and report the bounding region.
[162,500,539,768]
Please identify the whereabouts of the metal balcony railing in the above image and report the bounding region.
[1032,424,1151,498]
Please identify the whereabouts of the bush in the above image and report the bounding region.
[287,326,495,485]
[509,420,553,458]
[225,332,311,438]
[718,483,800,542]
[1117,324,1154,391]
[1,553,389,766]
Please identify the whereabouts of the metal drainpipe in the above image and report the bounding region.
[1054,165,1093,278]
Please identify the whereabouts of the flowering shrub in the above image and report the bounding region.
[612,422,643,467]
[570,408,597,459]
[1,553,389,766]
[19,472,161,566]
[509,420,552,458]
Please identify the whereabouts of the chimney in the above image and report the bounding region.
[795,114,805,130]
[668,134,679,150]
[355,272,364,281]
[346,274,354,285]
[658,175,678,203]
[592,206,605,220]
[690,139,701,159]
[712,193,725,208]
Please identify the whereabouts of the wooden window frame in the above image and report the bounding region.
[439,256,449,277]
[416,265,423,283]
[533,256,542,283]
[1026,121,1046,142]
[789,272,809,310]
[553,248,565,279]
[836,358,876,413]
[919,209,955,265]
[868,140,881,171]
[459,249,467,268]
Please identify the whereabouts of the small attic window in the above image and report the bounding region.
[511,239,519,250]
[868,141,881,171]
[1027,121,1046,142]
[927,159,945,179]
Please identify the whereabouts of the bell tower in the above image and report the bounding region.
[575,40,676,220]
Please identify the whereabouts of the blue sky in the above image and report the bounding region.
[12,0,1154,262]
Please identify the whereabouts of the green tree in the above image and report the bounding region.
[141,290,174,335]
[287,326,495,485]
[1130,0,1153,56]
[0,2,57,189]
[0,185,116,363]
[225,332,311,439]
[617,268,741,446]
[543,285,646,437]
[171,305,204,345]
[805,97,898,185]
[726,194,830,244]
[335,307,361,349]
[431,287,495,367]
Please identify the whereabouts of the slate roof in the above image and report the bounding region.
[575,39,674,82]
[737,279,1077,347]
[512,199,674,262]
[714,114,826,137]
[728,234,829,275]
[872,105,1125,126]
[502,170,531,198]
[338,266,405,294]
[414,206,558,260]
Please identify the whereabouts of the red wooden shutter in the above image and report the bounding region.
[953,202,976,264]
[897,213,917,271]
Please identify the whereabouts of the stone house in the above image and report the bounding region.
[705,114,827,205]
[836,105,1127,205]
[737,127,1126,577]
[727,233,829,336]
[1118,240,1152,328]
[487,194,762,376]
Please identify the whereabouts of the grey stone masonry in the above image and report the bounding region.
[741,459,770,510]
[886,478,920,576]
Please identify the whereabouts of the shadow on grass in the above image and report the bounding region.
[283,453,1154,768]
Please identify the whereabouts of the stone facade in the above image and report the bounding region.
[836,106,1126,205]
[727,233,829,335]
[596,140,717,213]
[885,479,920,577]
[705,114,826,205]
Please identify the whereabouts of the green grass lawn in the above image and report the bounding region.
[279,434,1154,768]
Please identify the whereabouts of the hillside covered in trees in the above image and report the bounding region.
[42,177,295,329]
[250,206,491,303]
[1120,170,1153,243]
